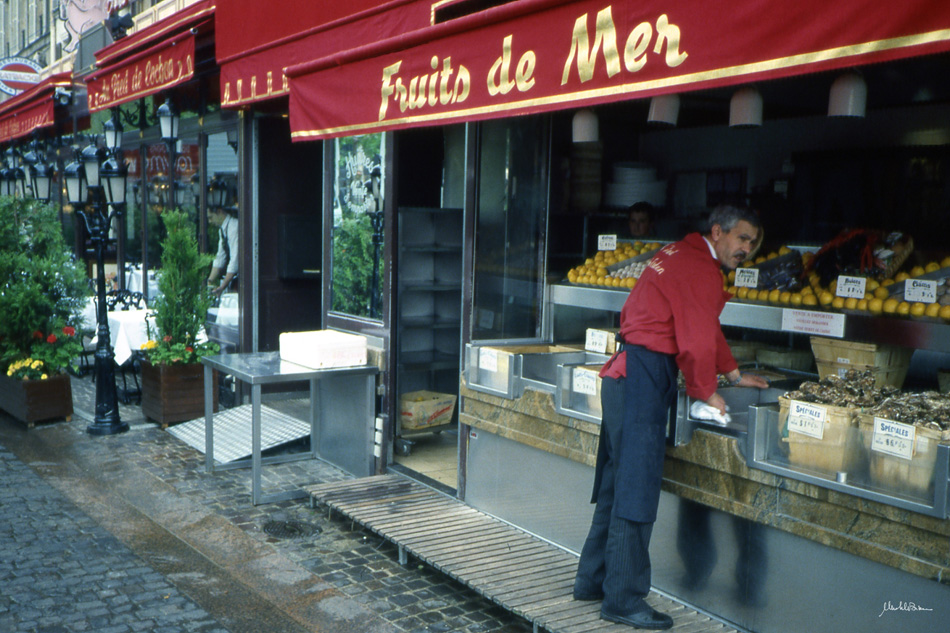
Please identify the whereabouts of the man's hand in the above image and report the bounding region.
[724,369,770,389]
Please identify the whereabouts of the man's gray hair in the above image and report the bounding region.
[707,204,761,233]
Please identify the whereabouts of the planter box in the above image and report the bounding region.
[0,372,73,427]
[141,360,218,428]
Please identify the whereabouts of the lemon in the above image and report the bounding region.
[856,299,869,311]
[882,298,899,313]
[801,286,815,296]
[727,285,739,296]
[865,278,880,291]
[779,245,792,255]
[896,301,911,316]
[596,266,608,277]
[819,291,834,306]
[910,302,927,317]
[790,293,803,306]
[831,296,845,309]
[737,286,750,299]
[844,297,858,310]
[925,261,940,273]
[868,298,883,314]
[802,294,818,306]
[925,303,941,318]
[754,256,767,265]
[767,251,779,260]
[780,291,792,304]
[727,270,736,283]
[941,256,950,269]
[768,289,781,303]
[747,289,759,301]
[910,265,925,278]
[895,272,910,282]
[874,286,890,300]
[940,305,950,320]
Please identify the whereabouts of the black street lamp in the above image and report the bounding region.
[66,143,129,436]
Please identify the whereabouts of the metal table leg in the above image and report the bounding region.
[252,383,262,505]
[204,364,215,473]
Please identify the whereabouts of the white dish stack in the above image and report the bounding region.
[604,162,666,208]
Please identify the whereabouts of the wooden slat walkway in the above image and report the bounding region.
[306,475,737,633]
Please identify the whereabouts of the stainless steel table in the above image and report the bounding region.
[202,352,378,504]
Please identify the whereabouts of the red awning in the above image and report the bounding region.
[0,73,73,144]
[216,0,432,108]
[85,0,215,112]
[285,0,950,140]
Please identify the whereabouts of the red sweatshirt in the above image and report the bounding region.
[599,233,737,401]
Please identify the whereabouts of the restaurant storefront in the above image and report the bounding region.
[217,2,950,630]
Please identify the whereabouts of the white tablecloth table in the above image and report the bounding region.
[107,309,151,365]
[125,266,160,298]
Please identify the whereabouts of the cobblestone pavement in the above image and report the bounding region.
[0,375,534,633]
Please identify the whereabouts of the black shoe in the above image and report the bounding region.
[573,590,604,601]
[601,602,673,630]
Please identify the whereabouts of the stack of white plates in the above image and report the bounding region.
[604,162,666,207]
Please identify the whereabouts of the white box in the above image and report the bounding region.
[279,330,367,369]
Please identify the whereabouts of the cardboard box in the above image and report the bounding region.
[810,337,912,388]
[279,330,367,369]
[779,397,864,474]
[400,390,456,430]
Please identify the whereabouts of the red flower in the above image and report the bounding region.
[63,326,76,337]
[163,335,173,343]
[185,346,194,353]
[33,330,43,339]
[47,334,57,344]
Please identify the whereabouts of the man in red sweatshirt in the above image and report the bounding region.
[573,205,769,629]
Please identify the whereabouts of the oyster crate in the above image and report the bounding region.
[810,337,913,389]
[400,390,457,430]
[858,413,950,498]
[779,396,864,474]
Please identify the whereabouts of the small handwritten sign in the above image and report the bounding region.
[787,400,826,439]
[598,234,617,251]
[781,309,846,338]
[870,417,916,460]
[573,368,598,396]
[585,328,609,354]
[905,279,937,303]
[478,347,498,373]
[734,267,759,288]
[836,275,866,299]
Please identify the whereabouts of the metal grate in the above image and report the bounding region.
[307,475,738,633]
[263,520,321,539]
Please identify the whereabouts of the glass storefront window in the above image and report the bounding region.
[330,133,386,320]
[472,117,548,340]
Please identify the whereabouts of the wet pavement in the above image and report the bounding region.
[0,374,533,633]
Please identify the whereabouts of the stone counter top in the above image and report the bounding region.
[460,384,950,585]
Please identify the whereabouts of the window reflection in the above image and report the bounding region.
[473,117,548,340]
[331,134,386,319]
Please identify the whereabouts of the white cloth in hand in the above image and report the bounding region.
[690,400,732,425]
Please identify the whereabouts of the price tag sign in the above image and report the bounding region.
[598,234,618,251]
[781,309,846,338]
[573,368,598,396]
[870,417,916,460]
[734,267,759,288]
[836,275,866,299]
[905,279,937,303]
[479,347,498,373]
[585,328,609,354]
[787,400,826,439]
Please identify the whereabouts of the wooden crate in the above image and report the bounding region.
[858,414,950,498]
[810,337,913,388]
[779,396,864,474]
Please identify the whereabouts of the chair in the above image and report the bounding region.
[101,289,149,404]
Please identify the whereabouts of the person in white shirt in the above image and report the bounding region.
[207,207,239,296]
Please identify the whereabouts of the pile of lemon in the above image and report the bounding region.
[727,250,950,320]
[566,241,662,289]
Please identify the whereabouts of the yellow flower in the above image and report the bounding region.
[41,374,48,380]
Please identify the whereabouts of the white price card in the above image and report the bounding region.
[585,328,609,354]
[734,267,759,288]
[598,234,618,251]
[870,417,916,460]
[905,278,937,303]
[781,309,846,338]
[479,347,498,373]
[573,368,598,396]
[836,275,866,299]
[787,400,826,439]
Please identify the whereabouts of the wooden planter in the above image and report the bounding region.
[141,360,218,428]
[0,372,73,428]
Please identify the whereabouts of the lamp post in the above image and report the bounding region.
[157,98,180,208]
[66,142,129,436]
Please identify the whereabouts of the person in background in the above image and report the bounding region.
[573,205,770,630]
[207,206,239,296]
[627,201,655,238]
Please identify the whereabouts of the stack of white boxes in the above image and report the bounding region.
[278,330,367,369]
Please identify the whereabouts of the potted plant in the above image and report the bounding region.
[0,197,89,427]
[139,209,220,426]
